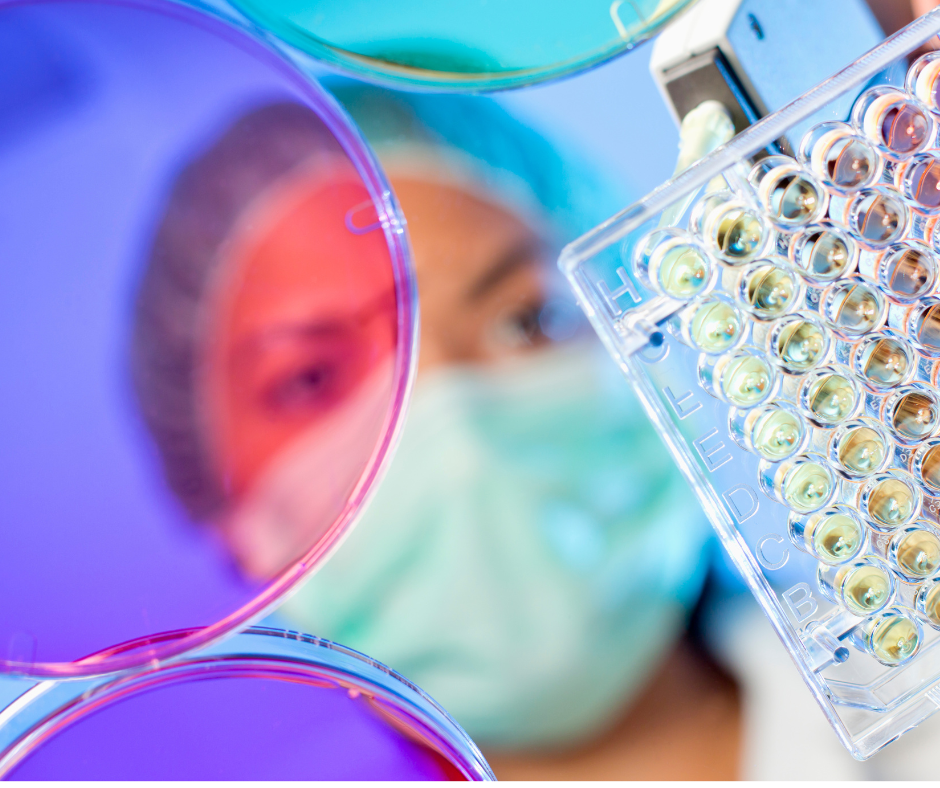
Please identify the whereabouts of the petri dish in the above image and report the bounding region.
[226,0,698,91]
[0,629,492,780]
[0,0,416,676]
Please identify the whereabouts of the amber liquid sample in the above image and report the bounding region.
[866,477,917,528]
[825,280,884,336]
[912,303,940,353]
[867,612,921,665]
[807,513,864,563]
[775,319,826,372]
[744,265,797,318]
[890,391,939,440]
[713,207,764,262]
[894,529,940,578]
[917,445,940,492]
[837,426,887,476]
[840,564,892,615]
[858,336,913,388]
[807,373,857,424]
[797,230,853,281]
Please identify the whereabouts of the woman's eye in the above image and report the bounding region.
[489,303,547,350]
[263,363,336,412]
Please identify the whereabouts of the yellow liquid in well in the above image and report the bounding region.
[751,408,802,460]
[657,244,709,298]
[783,461,832,513]
[769,174,821,223]
[869,614,920,665]
[896,530,940,577]
[802,231,851,280]
[891,392,938,440]
[776,320,826,371]
[746,266,797,318]
[922,583,940,625]
[721,355,773,407]
[837,427,887,475]
[810,513,863,563]
[919,445,940,492]
[715,208,764,261]
[868,478,916,527]
[690,301,741,352]
[861,337,912,387]
[829,282,881,335]
[809,374,857,424]
[841,565,891,615]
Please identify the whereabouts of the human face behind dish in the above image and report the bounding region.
[203,170,555,576]
[200,166,397,577]
[278,166,713,750]
[389,175,555,371]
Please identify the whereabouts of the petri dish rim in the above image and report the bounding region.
[226,0,699,92]
[0,628,493,780]
[0,0,418,678]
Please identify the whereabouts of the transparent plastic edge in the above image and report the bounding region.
[560,10,940,762]
[0,628,495,780]
[0,0,419,680]
[573,267,858,754]
[220,0,699,93]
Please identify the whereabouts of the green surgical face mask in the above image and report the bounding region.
[277,342,711,748]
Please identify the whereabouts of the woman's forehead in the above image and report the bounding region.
[389,175,543,292]
[216,169,395,328]
[390,176,539,250]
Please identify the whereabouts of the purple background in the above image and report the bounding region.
[0,0,383,667]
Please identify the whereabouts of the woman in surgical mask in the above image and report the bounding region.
[270,82,735,770]
[133,86,737,777]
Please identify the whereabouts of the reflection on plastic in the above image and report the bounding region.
[135,115,397,577]
[226,0,697,90]
[8,678,460,780]
[1,630,488,780]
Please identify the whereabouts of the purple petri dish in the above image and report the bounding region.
[0,0,417,677]
[0,629,492,779]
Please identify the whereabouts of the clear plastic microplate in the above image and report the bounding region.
[561,10,940,760]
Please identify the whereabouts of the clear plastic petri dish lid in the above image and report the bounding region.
[0,0,416,677]
[0,628,493,780]
[224,0,697,91]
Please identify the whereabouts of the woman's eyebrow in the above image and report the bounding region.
[466,238,544,303]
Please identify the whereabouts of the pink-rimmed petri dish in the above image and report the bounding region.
[0,629,491,779]
[0,0,416,677]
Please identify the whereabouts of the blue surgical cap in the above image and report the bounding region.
[322,78,628,250]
